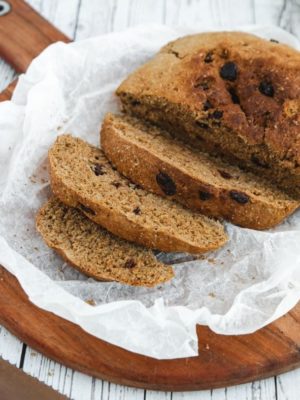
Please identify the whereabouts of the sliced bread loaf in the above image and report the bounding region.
[36,198,174,286]
[116,31,300,197]
[101,113,299,230]
[48,135,227,254]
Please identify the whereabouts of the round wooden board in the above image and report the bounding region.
[0,266,300,391]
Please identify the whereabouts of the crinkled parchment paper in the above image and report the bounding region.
[0,24,300,359]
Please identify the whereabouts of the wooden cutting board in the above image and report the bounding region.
[0,0,300,391]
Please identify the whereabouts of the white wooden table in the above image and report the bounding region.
[1,0,300,399]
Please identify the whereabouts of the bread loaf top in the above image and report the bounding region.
[117,32,300,195]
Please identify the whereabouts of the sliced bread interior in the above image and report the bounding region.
[49,135,227,254]
[101,113,299,230]
[36,198,174,287]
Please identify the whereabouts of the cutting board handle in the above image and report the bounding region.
[0,0,70,73]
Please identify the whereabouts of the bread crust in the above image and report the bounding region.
[101,114,299,230]
[116,32,300,196]
[49,135,227,254]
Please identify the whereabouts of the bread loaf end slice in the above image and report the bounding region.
[36,198,174,287]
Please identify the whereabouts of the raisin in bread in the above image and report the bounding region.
[116,32,300,197]
[101,113,299,230]
[49,135,227,254]
[36,198,174,286]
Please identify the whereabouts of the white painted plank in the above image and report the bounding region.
[250,379,277,400]
[253,0,286,26]
[126,0,165,26]
[165,0,215,28]
[22,347,74,397]
[111,0,133,32]
[173,390,212,399]
[145,390,172,399]
[75,0,121,40]
[277,0,300,39]
[75,0,166,41]
[165,0,255,28]
[0,60,17,93]
[258,0,300,39]
[0,326,23,365]
[90,378,103,399]
[39,0,80,39]
[214,379,276,400]
[289,0,300,39]
[69,371,93,400]
[102,381,145,400]
[277,369,300,400]
[210,0,255,26]
[26,0,80,39]
[23,348,97,400]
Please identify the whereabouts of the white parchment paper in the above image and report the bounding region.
[0,24,300,359]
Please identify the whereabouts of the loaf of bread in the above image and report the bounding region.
[49,135,227,254]
[116,32,300,197]
[101,113,299,229]
[36,198,174,286]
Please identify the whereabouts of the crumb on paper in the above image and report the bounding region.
[207,258,216,264]
[29,174,48,185]
[208,292,216,298]
[85,298,96,306]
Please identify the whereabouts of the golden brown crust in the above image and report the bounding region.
[48,135,227,254]
[101,114,299,230]
[116,31,300,196]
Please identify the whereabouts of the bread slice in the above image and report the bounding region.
[101,113,299,230]
[48,135,227,254]
[116,31,300,197]
[36,198,174,287]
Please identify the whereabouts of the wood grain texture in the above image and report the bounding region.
[0,265,300,391]
[0,0,70,72]
[1,0,300,398]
